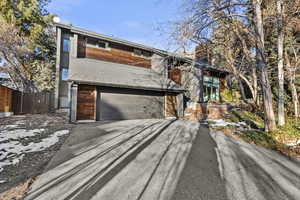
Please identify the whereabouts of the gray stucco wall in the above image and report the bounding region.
[151,54,168,77]
[69,58,183,92]
[181,66,203,103]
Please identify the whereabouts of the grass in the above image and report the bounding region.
[215,109,300,154]
[212,125,240,131]
[240,130,279,149]
[270,118,300,144]
[227,110,265,129]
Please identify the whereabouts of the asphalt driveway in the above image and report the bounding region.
[25,119,300,200]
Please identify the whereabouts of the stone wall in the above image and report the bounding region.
[183,102,230,121]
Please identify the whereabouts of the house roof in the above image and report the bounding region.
[69,58,184,92]
[0,72,19,90]
[0,80,18,91]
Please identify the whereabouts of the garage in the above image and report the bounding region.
[77,85,165,121]
[97,87,164,120]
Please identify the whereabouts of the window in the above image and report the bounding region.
[61,68,69,81]
[133,49,152,59]
[143,51,152,58]
[133,49,142,56]
[62,39,70,53]
[203,76,220,102]
[86,38,109,50]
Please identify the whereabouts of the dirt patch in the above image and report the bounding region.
[0,113,75,197]
[0,179,34,200]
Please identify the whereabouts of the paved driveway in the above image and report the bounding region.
[25,119,300,200]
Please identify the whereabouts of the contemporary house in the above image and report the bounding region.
[54,23,229,122]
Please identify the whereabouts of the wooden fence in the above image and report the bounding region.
[0,85,13,114]
[12,91,55,115]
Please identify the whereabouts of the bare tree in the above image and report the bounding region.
[172,0,278,131]
[277,0,285,126]
[252,0,277,131]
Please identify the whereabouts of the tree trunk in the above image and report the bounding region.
[238,79,247,101]
[253,0,277,131]
[290,79,299,118]
[285,52,299,118]
[277,0,285,126]
[252,66,258,104]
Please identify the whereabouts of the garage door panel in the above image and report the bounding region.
[99,89,164,120]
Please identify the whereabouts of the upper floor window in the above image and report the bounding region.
[86,38,110,50]
[63,39,70,53]
[133,49,152,59]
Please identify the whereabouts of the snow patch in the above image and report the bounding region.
[0,179,7,184]
[0,125,19,130]
[0,129,45,142]
[207,119,246,128]
[0,129,69,173]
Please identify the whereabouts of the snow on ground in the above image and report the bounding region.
[0,127,69,173]
[206,119,247,128]
[0,129,45,142]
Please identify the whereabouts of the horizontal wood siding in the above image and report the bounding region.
[77,85,96,120]
[85,44,151,68]
[0,86,13,113]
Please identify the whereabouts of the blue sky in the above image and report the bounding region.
[47,0,183,51]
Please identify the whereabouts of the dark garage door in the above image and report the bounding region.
[97,87,165,120]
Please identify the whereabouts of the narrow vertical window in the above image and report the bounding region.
[61,68,69,81]
[63,39,70,53]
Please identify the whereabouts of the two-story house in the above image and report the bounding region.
[54,23,188,122]
[54,23,229,122]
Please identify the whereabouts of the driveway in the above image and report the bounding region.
[25,119,300,200]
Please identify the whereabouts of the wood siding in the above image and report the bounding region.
[165,93,177,117]
[77,85,96,120]
[0,86,13,113]
[83,42,151,68]
[12,91,54,114]
[169,68,182,85]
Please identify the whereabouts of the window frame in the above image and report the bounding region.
[132,49,152,59]
[203,76,220,102]
[86,38,110,50]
